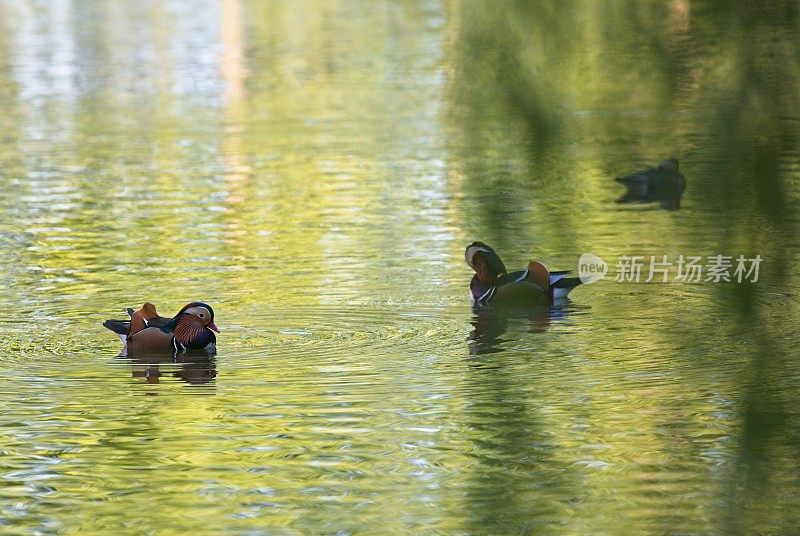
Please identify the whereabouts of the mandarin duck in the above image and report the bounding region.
[615,158,686,210]
[103,302,219,354]
[465,242,582,307]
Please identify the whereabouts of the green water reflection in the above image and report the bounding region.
[0,0,799,533]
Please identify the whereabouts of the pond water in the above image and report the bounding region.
[1,1,799,534]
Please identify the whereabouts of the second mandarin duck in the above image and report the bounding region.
[465,242,582,307]
[615,158,687,210]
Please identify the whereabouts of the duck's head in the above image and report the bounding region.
[177,302,219,332]
[465,242,508,286]
[658,158,679,172]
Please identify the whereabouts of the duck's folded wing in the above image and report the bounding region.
[144,316,171,328]
[127,326,177,353]
[615,173,649,185]
[492,281,548,305]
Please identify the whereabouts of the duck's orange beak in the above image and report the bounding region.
[208,322,220,333]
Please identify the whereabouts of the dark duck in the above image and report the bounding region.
[615,158,687,210]
[103,302,219,355]
[465,242,582,307]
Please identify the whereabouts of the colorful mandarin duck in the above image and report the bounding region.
[615,158,687,210]
[103,302,219,354]
[465,242,582,307]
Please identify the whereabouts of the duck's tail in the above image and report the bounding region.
[102,319,130,345]
[551,276,582,300]
[102,319,130,335]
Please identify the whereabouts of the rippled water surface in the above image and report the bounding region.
[2,1,800,534]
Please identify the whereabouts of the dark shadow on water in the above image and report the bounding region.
[683,4,800,531]
[453,0,800,531]
[461,304,585,532]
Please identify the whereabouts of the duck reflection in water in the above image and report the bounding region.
[468,304,583,355]
[127,354,217,386]
[615,158,687,210]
